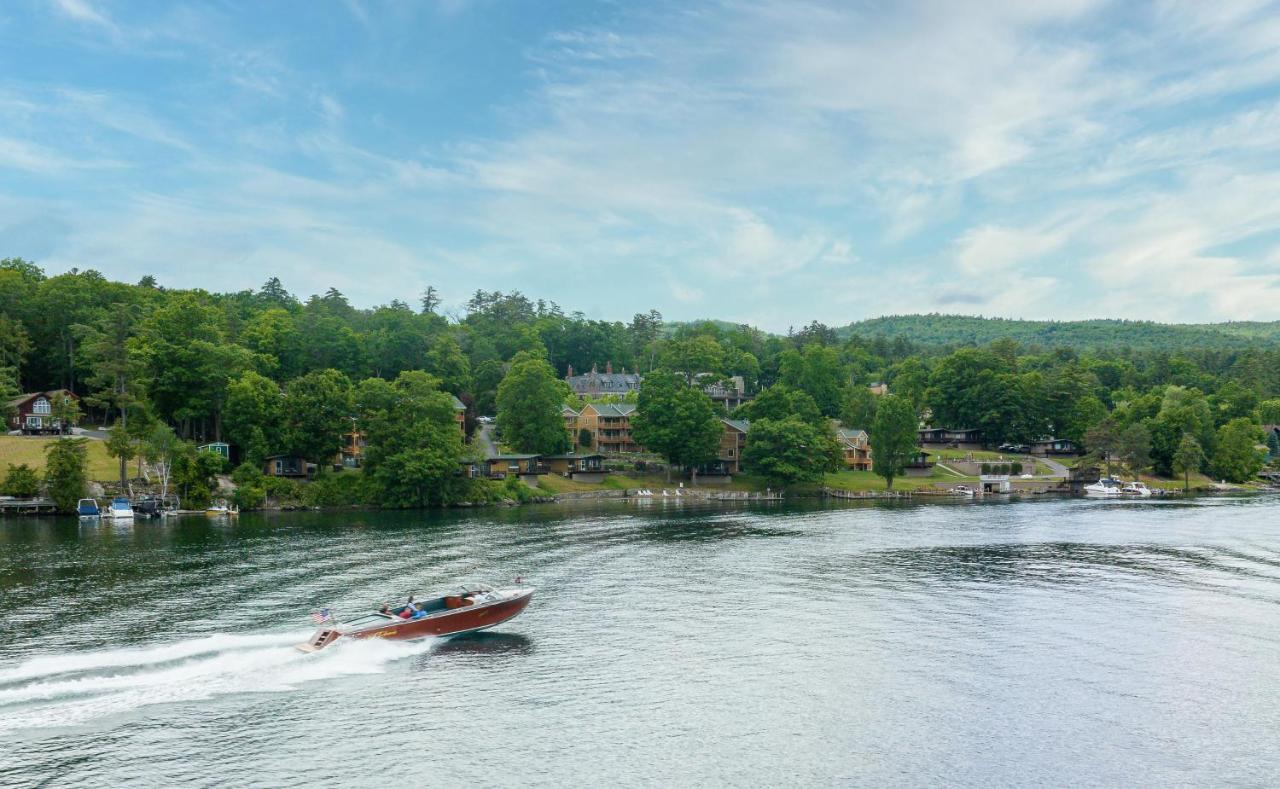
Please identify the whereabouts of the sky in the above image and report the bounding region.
[3,0,1280,330]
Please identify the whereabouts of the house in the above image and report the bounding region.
[482,454,546,485]
[7,389,79,434]
[452,395,467,436]
[565,362,642,397]
[576,403,642,454]
[700,375,751,411]
[542,453,607,482]
[197,442,230,461]
[905,450,935,476]
[918,427,983,448]
[1031,437,1079,456]
[836,427,871,470]
[562,405,580,446]
[699,418,750,477]
[868,382,889,396]
[337,431,367,468]
[264,454,313,478]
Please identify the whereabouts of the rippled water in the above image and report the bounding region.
[3,496,1280,787]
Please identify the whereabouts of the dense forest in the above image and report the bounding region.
[840,314,1280,350]
[2,258,1278,510]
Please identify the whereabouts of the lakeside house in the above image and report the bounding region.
[565,363,642,397]
[264,454,313,478]
[6,389,79,434]
[918,427,983,449]
[1030,437,1080,456]
[562,405,580,446]
[905,449,936,476]
[451,395,467,435]
[542,453,608,482]
[699,374,751,411]
[698,418,750,477]
[577,403,642,454]
[836,427,872,471]
[868,382,889,396]
[197,442,230,460]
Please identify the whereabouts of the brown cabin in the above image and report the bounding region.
[7,390,78,434]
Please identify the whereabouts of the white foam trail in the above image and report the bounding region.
[0,631,309,685]
[0,634,439,733]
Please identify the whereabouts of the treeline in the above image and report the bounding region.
[841,314,1280,351]
[2,258,1278,508]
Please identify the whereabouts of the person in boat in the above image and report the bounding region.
[411,602,429,620]
[398,595,416,619]
[379,604,391,615]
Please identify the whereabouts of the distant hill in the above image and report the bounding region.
[837,315,1280,350]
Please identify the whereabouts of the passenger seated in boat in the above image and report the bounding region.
[411,602,429,619]
[379,604,391,615]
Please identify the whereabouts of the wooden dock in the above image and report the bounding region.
[0,498,60,516]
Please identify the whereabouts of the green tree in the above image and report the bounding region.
[224,371,284,466]
[51,394,81,435]
[105,424,137,488]
[2,463,41,497]
[779,344,845,417]
[1115,422,1152,476]
[356,371,466,507]
[870,394,919,490]
[740,416,833,486]
[143,424,182,503]
[631,370,723,481]
[283,369,353,464]
[841,384,878,431]
[578,427,593,449]
[75,305,144,433]
[44,437,88,511]
[1172,434,1204,493]
[1211,418,1264,483]
[0,366,20,425]
[735,385,823,428]
[1258,399,1280,425]
[496,352,571,455]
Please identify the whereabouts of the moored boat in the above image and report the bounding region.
[297,583,534,653]
[77,498,100,518]
[207,499,238,517]
[101,496,134,519]
[1084,477,1124,497]
[1122,481,1153,497]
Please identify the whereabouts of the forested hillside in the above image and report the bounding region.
[2,257,1279,510]
[840,315,1280,350]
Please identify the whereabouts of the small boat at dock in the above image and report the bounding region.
[297,583,534,653]
[1122,481,1153,497]
[77,498,100,519]
[1084,477,1124,497]
[101,497,134,520]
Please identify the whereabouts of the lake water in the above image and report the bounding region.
[2,496,1279,787]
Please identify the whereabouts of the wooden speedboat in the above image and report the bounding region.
[296,584,534,653]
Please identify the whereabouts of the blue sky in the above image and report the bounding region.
[4,0,1280,330]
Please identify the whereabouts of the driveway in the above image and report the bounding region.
[475,423,500,459]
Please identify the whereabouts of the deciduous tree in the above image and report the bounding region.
[870,394,919,490]
[496,352,571,455]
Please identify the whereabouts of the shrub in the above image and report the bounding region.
[2,463,41,498]
[233,485,266,511]
[303,470,373,507]
[981,462,991,474]
[1011,462,1023,475]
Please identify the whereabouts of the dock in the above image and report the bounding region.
[0,498,60,516]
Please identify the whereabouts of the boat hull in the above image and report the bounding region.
[298,589,533,653]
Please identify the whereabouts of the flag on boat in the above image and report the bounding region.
[311,608,331,623]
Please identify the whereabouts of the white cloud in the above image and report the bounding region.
[51,0,112,29]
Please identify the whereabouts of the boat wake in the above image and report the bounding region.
[0,631,439,734]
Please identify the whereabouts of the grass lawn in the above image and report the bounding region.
[0,435,118,481]
[815,468,976,493]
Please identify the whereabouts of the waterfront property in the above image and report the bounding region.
[577,403,642,454]
[905,449,936,476]
[562,405,580,446]
[1031,437,1080,455]
[197,441,230,460]
[700,374,751,411]
[836,427,872,470]
[918,427,983,449]
[6,389,79,434]
[263,454,313,478]
[451,395,467,435]
[542,453,608,482]
[698,418,750,477]
[565,363,642,397]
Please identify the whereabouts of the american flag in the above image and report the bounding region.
[311,608,331,623]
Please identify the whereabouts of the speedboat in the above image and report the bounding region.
[207,499,238,517]
[950,485,974,497]
[101,497,134,519]
[1084,477,1124,497]
[297,583,534,653]
[76,498,100,519]
[1122,481,1153,497]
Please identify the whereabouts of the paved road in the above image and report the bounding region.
[1036,455,1071,478]
[475,423,499,458]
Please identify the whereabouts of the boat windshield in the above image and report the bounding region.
[341,613,393,629]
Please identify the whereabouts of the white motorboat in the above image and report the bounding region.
[1122,481,1153,497]
[1084,477,1124,497]
[950,485,974,497]
[101,496,134,519]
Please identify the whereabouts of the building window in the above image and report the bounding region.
[26,416,42,428]
[33,398,50,415]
